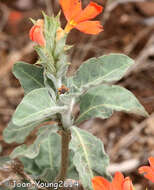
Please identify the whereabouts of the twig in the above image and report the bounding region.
[0,176,12,186]
[124,26,154,54]
[125,34,154,76]
[103,0,146,23]
[140,16,154,26]
[108,158,140,173]
[109,114,154,160]
[106,0,146,12]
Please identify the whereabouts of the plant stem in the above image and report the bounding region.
[61,98,75,129]
[56,129,71,182]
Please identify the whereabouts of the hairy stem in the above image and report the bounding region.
[56,129,71,183]
[61,98,75,129]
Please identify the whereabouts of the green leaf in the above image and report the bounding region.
[10,126,61,181]
[3,121,39,143]
[13,62,44,94]
[67,151,79,180]
[33,130,61,181]
[70,127,110,190]
[11,124,78,182]
[10,125,58,159]
[76,85,148,124]
[20,157,42,176]
[12,88,67,126]
[71,54,134,92]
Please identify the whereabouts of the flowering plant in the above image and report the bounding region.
[1,0,152,190]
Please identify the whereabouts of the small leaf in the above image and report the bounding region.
[30,18,36,24]
[76,85,148,124]
[12,88,67,126]
[34,46,56,74]
[70,126,111,190]
[13,62,44,94]
[72,53,134,92]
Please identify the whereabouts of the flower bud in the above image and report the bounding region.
[29,19,46,46]
[56,27,65,41]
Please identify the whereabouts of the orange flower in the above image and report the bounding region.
[59,0,103,34]
[29,19,46,46]
[8,11,23,24]
[139,157,154,183]
[92,172,134,190]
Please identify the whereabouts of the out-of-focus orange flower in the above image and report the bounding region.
[29,19,46,47]
[8,11,23,24]
[59,0,103,34]
[92,172,134,190]
[139,157,154,183]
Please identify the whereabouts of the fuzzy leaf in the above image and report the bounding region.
[12,88,67,126]
[43,12,60,52]
[10,125,78,181]
[67,151,79,180]
[31,130,61,181]
[76,85,148,124]
[10,125,58,159]
[20,157,42,176]
[13,62,44,94]
[71,54,134,92]
[3,121,39,143]
[10,127,61,181]
[70,127,111,190]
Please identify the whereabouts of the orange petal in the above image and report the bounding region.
[92,176,112,190]
[75,2,103,23]
[75,21,103,34]
[139,165,154,183]
[59,0,81,21]
[112,172,124,190]
[123,177,134,190]
[144,172,154,183]
[139,166,152,174]
[149,157,154,168]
